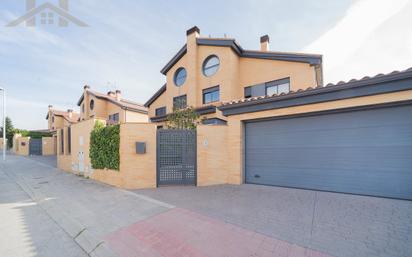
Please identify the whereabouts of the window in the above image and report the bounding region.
[68,127,71,154]
[173,95,187,110]
[108,113,120,123]
[244,87,252,98]
[52,116,55,122]
[90,99,94,110]
[202,55,220,77]
[155,107,166,116]
[265,78,290,96]
[203,86,220,104]
[174,67,187,86]
[60,129,64,154]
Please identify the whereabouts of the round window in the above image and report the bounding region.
[202,55,220,77]
[90,99,94,110]
[174,67,187,87]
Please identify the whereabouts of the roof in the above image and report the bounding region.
[144,84,167,107]
[160,37,322,75]
[77,89,148,114]
[218,67,412,116]
[46,109,80,123]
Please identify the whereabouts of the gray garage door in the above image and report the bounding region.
[245,104,412,200]
[29,138,42,155]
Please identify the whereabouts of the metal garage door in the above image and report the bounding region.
[29,138,42,155]
[245,104,412,200]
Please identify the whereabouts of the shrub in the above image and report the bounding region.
[89,121,120,171]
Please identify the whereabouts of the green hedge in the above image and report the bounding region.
[89,121,120,171]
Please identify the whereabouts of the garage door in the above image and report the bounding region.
[245,104,412,200]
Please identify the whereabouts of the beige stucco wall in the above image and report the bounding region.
[42,137,55,155]
[70,118,100,176]
[14,137,30,156]
[222,90,412,185]
[148,32,318,120]
[125,110,149,123]
[91,123,157,189]
[0,138,6,150]
[57,127,72,172]
[197,125,230,186]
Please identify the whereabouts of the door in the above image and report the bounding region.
[29,138,42,155]
[157,129,197,186]
[245,104,412,200]
[78,136,84,173]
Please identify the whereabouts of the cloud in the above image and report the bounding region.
[304,0,412,83]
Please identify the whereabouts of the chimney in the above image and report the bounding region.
[67,109,73,118]
[84,85,90,90]
[186,26,200,37]
[260,35,270,51]
[48,105,53,110]
[107,91,115,97]
[115,90,122,101]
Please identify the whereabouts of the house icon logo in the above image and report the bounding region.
[7,0,88,27]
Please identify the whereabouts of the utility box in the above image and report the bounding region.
[136,142,146,154]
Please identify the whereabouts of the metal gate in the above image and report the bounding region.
[29,138,42,155]
[157,129,196,186]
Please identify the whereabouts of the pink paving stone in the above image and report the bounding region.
[105,208,334,257]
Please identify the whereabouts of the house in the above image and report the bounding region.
[49,27,412,200]
[77,86,148,124]
[44,106,79,156]
[57,86,149,176]
[145,26,323,127]
[142,27,412,200]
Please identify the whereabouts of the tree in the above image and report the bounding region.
[166,107,200,130]
[0,117,15,148]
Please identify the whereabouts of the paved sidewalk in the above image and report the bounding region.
[0,167,87,257]
[137,185,412,257]
[1,154,336,257]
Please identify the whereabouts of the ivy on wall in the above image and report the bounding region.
[89,121,120,171]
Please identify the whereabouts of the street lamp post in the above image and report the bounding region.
[0,87,5,161]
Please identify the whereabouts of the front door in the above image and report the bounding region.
[157,129,197,186]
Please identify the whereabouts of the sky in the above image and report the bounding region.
[0,0,411,129]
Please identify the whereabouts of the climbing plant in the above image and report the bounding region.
[89,121,120,171]
[166,106,200,130]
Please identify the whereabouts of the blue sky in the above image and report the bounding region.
[0,0,411,129]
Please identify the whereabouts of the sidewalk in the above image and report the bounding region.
[1,154,334,257]
[1,155,171,257]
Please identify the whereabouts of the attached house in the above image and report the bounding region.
[46,105,80,131]
[57,86,149,177]
[145,26,323,126]
[77,86,148,124]
[49,27,412,200]
[141,26,412,200]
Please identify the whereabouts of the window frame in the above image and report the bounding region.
[67,127,71,154]
[202,55,220,77]
[108,113,120,123]
[265,78,291,96]
[90,99,95,110]
[174,67,187,87]
[60,129,64,154]
[173,95,187,110]
[202,85,220,104]
[155,106,166,116]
